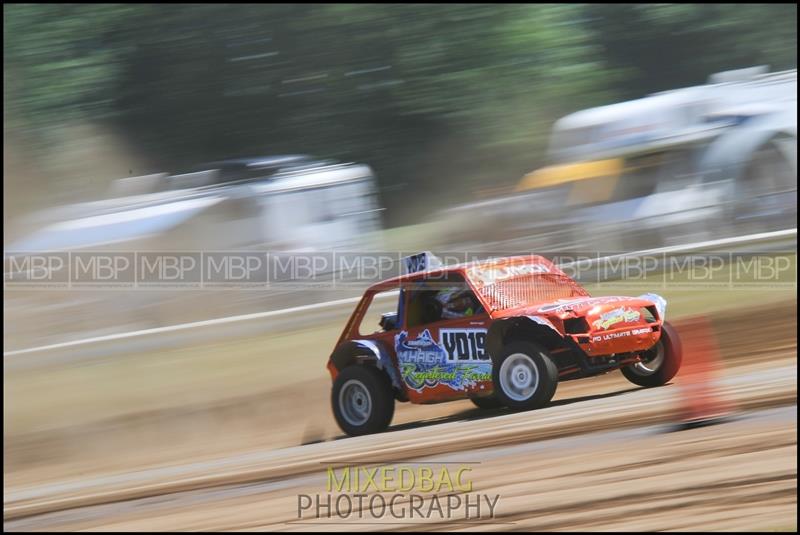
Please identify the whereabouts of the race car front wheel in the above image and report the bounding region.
[621,320,683,387]
[492,341,558,411]
[332,365,395,436]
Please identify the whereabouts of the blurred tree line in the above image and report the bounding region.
[4,3,797,225]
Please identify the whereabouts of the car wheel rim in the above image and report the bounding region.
[632,340,665,376]
[339,379,372,426]
[499,353,540,401]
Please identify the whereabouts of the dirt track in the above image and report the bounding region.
[5,406,796,531]
[4,358,797,530]
[5,301,796,486]
[4,301,797,531]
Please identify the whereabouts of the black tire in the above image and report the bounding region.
[491,341,559,410]
[621,321,683,387]
[469,395,506,410]
[331,365,395,436]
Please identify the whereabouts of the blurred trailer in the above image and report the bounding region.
[441,66,797,251]
[7,156,384,253]
[4,157,385,348]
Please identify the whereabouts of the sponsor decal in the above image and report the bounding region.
[591,325,651,342]
[395,330,491,391]
[591,307,640,330]
[536,295,629,314]
[467,263,550,287]
[537,297,594,314]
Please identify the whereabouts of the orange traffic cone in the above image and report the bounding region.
[671,315,734,431]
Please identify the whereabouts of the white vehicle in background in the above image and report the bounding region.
[4,156,385,348]
[8,155,384,253]
[441,66,797,250]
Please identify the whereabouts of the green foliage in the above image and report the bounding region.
[3,4,796,224]
[583,3,797,98]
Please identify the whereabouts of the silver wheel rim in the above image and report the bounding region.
[631,340,665,376]
[339,379,372,426]
[499,353,540,401]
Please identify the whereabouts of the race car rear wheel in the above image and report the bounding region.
[469,394,506,410]
[492,341,558,410]
[332,365,395,437]
[621,321,683,387]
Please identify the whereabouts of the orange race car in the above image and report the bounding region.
[327,252,682,436]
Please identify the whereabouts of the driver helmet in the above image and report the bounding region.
[436,287,476,317]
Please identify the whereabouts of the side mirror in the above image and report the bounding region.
[379,312,398,331]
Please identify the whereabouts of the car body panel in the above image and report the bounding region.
[327,254,666,404]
